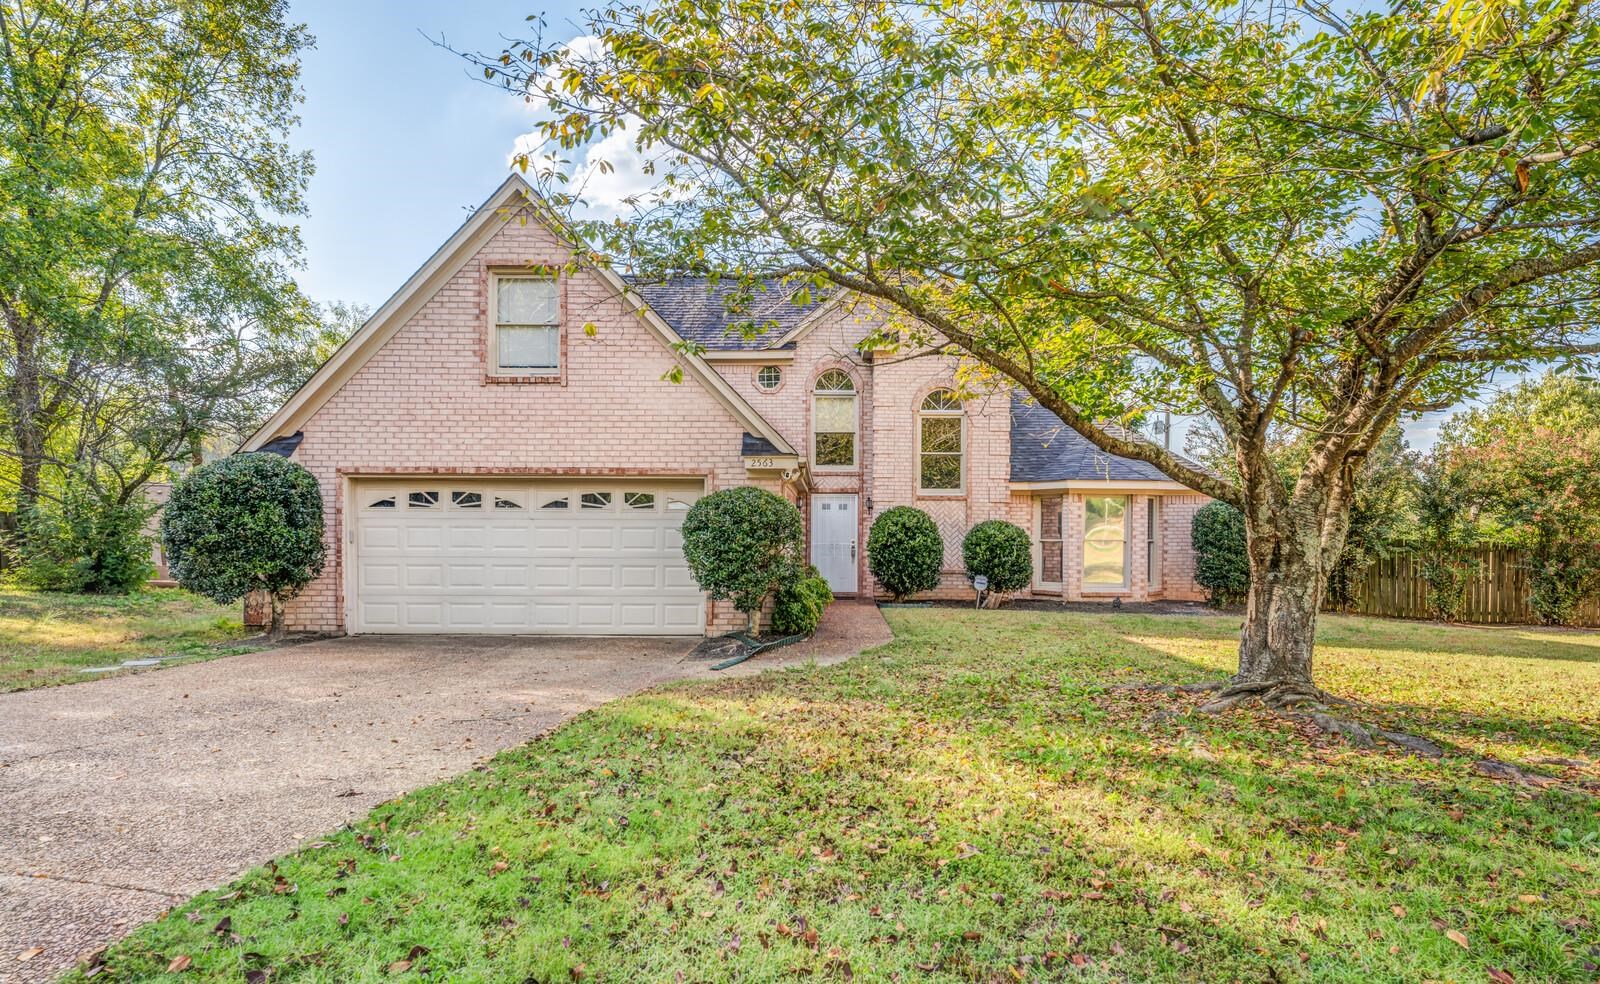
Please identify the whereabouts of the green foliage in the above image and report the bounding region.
[1414,454,1480,621]
[1327,427,1416,611]
[680,487,804,626]
[960,520,1031,595]
[866,506,944,601]
[0,0,323,517]
[9,479,155,595]
[771,565,832,636]
[1433,373,1600,625]
[161,455,324,632]
[1191,502,1250,606]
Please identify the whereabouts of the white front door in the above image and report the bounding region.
[810,494,858,594]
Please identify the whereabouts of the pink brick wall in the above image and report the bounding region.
[709,297,1017,602]
[281,205,769,634]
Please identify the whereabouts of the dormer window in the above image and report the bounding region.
[492,275,560,375]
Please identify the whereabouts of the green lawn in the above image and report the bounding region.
[70,610,1600,982]
[0,586,255,691]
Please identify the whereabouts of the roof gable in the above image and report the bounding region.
[243,175,792,455]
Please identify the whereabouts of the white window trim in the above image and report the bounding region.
[755,365,783,391]
[917,392,965,495]
[488,270,562,377]
[1081,494,1132,593]
[811,372,858,472]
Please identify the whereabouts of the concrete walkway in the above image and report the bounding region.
[0,601,890,983]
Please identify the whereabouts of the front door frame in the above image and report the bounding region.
[810,493,860,595]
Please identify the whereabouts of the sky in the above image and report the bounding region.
[284,0,1521,453]
[287,1,583,310]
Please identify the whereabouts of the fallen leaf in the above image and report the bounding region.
[388,959,412,973]
[1446,929,1469,950]
[1488,969,1516,983]
[16,948,44,963]
[166,955,192,972]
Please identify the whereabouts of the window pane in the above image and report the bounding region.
[581,491,613,510]
[815,369,853,392]
[920,416,962,454]
[624,491,655,510]
[814,394,856,433]
[922,389,961,411]
[815,432,854,467]
[920,453,962,490]
[757,366,781,390]
[498,325,558,370]
[408,491,439,508]
[1084,496,1128,585]
[451,491,482,508]
[497,278,559,325]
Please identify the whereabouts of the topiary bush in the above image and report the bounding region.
[867,506,944,601]
[162,454,325,638]
[680,487,805,633]
[11,478,155,594]
[772,565,833,636]
[961,520,1032,597]
[1191,501,1250,606]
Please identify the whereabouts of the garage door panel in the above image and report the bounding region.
[405,527,443,550]
[447,564,488,588]
[354,479,705,635]
[619,565,658,589]
[532,563,570,588]
[363,525,402,550]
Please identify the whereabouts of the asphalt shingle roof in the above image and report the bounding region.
[1010,395,1199,485]
[627,277,831,351]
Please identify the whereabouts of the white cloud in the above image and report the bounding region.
[506,35,665,220]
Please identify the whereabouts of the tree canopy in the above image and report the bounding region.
[471,0,1600,703]
[0,0,325,521]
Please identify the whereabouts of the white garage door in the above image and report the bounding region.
[352,479,705,634]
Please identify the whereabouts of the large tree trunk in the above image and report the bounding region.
[1215,455,1354,710]
[1231,539,1326,705]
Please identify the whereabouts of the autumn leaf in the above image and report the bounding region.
[15,948,43,963]
[1446,929,1469,949]
[166,955,192,972]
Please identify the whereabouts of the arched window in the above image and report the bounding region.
[813,370,857,468]
[919,389,964,491]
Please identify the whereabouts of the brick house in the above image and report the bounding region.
[243,175,1211,636]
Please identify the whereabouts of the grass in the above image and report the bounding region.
[70,610,1600,982]
[0,586,256,691]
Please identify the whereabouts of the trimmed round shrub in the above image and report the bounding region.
[1191,501,1250,605]
[961,520,1032,595]
[680,487,804,633]
[162,454,325,637]
[772,565,833,636]
[867,506,944,601]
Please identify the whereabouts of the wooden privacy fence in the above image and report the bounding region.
[1342,545,1600,627]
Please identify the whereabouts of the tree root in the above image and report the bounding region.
[1199,679,1333,714]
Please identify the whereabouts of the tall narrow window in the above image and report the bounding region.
[813,370,857,468]
[494,276,560,373]
[1039,494,1063,584]
[1083,495,1129,589]
[1146,497,1161,590]
[919,390,964,491]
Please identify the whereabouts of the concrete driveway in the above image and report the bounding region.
[0,603,890,983]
